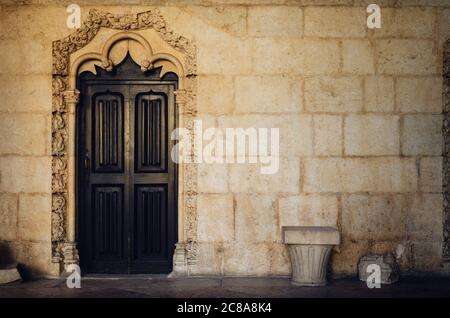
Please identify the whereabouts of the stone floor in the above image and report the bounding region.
[1,276,450,298]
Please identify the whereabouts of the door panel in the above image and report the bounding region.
[78,74,177,274]
[93,93,124,172]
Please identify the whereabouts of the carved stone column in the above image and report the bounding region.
[62,89,80,269]
[170,89,189,277]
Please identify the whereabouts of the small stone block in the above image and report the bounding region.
[358,254,399,284]
[0,264,22,285]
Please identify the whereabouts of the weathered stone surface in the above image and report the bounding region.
[396,77,442,113]
[198,34,251,75]
[197,163,228,193]
[407,194,443,242]
[229,157,300,193]
[189,243,222,276]
[234,75,302,113]
[252,38,302,74]
[313,115,343,156]
[218,114,313,157]
[358,254,399,284]
[344,115,400,156]
[304,7,366,38]
[0,75,52,112]
[235,194,277,242]
[197,194,234,242]
[248,6,302,37]
[305,76,363,113]
[342,40,374,75]
[402,114,442,155]
[419,157,443,193]
[304,158,417,193]
[342,194,407,241]
[0,157,51,193]
[18,194,51,242]
[372,8,436,39]
[279,194,338,228]
[252,39,340,75]
[364,76,395,113]
[0,194,18,241]
[376,39,437,75]
[197,75,234,114]
[298,40,340,75]
[0,113,47,155]
[223,242,270,276]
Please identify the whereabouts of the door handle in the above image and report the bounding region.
[84,152,90,183]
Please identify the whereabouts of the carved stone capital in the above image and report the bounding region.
[174,89,188,105]
[62,90,80,112]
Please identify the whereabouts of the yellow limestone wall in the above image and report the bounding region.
[0,0,449,276]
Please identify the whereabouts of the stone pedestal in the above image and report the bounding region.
[282,226,340,286]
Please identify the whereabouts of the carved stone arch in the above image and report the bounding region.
[52,9,198,276]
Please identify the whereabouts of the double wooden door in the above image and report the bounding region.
[78,80,177,274]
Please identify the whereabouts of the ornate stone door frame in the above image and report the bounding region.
[51,9,198,276]
[444,38,450,262]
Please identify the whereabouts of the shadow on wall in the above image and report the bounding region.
[0,243,29,280]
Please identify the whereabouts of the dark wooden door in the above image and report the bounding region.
[77,56,177,274]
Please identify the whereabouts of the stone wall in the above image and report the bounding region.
[0,0,449,277]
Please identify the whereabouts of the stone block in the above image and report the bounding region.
[0,193,18,241]
[248,6,302,37]
[297,40,340,75]
[229,157,300,193]
[304,158,417,193]
[313,115,343,156]
[401,114,442,156]
[268,243,291,275]
[305,76,363,113]
[342,194,407,241]
[183,6,247,36]
[279,194,338,228]
[364,76,395,113]
[252,38,302,74]
[304,7,366,38]
[372,8,436,39]
[223,242,271,276]
[376,39,437,75]
[197,194,234,242]
[234,75,302,113]
[396,77,442,113]
[235,194,277,243]
[198,34,251,75]
[18,194,51,242]
[0,75,52,112]
[0,113,47,155]
[407,193,443,242]
[0,156,52,193]
[419,157,442,193]
[197,163,228,193]
[344,114,400,156]
[189,243,223,275]
[358,254,399,284]
[342,40,374,75]
[197,75,234,114]
[218,114,312,157]
[0,39,52,75]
